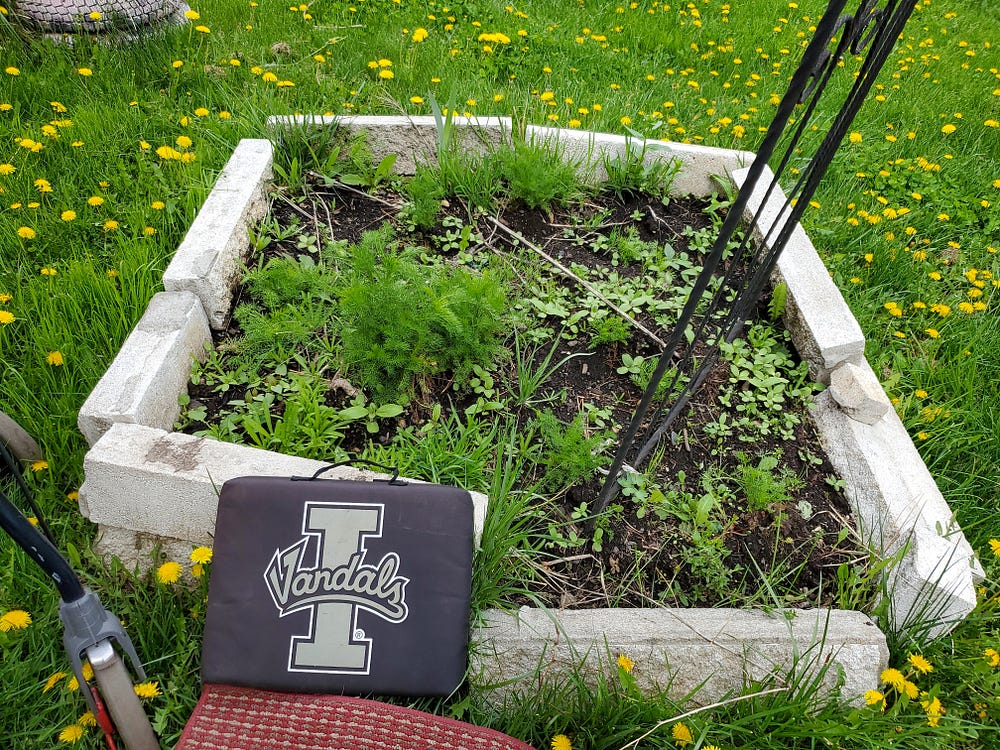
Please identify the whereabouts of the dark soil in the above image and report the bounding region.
[185,176,858,610]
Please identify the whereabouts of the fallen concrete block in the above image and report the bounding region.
[828,361,891,426]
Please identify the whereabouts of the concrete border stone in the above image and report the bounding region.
[80,422,488,549]
[732,166,865,383]
[471,607,887,706]
[77,290,211,446]
[162,138,274,330]
[525,126,755,196]
[267,115,513,175]
[810,361,981,638]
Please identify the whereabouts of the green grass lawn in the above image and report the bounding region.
[1,0,998,747]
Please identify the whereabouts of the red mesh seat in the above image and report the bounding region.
[178,684,534,750]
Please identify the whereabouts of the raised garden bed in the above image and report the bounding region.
[75,118,981,704]
[176,163,855,612]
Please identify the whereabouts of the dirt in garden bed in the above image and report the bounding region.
[185,176,859,610]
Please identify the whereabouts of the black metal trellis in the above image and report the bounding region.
[593,0,919,515]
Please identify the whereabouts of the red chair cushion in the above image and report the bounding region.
[177,684,535,750]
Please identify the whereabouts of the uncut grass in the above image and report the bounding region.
[1,0,998,746]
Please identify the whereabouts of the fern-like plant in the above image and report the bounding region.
[337,225,508,402]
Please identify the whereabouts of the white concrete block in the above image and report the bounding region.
[93,524,198,573]
[811,379,981,637]
[732,166,865,382]
[828,361,891,425]
[525,126,755,196]
[886,525,980,639]
[80,423,488,551]
[77,292,211,446]
[471,607,887,705]
[162,138,273,330]
[267,115,513,175]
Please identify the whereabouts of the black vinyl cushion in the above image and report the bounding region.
[202,476,474,696]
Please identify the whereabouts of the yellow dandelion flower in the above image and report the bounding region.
[17,226,36,239]
[192,563,205,578]
[940,123,956,134]
[551,734,572,750]
[82,662,94,681]
[87,195,104,207]
[410,96,424,104]
[157,561,182,584]
[0,609,32,631]
[194,107,209,116]
[47,351,65,366]
[849,131,863,143]
[620,116,632,126]
[6,66,20,75]
[908,654,933,674]
[190,546,213,564]
[176,135,193,149]
[184,8,200,19]
[78,711,97,727]
[88,10,101,19]
[0,163,15,175]
[989,539,1000,557]
[984,648,999,667]
[44,672,67,692]
[195,25,210,33]
[412,27,428,42]
[671,722,693,747]
[61,210,76,221]
[924,328,940,339]
[880,667,906,690]
[617,653,634,673]
[379,69,394,79]
[103,220,119,232]
[77,68,93,77]
[0,311,14,324]
[58,724,86,744]
[134,681,162,699]
[865,689,886,710]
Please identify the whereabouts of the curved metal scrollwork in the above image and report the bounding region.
[593,0,919,517]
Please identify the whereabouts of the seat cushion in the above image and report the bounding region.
[177,684,535,750]
[203,476,474,696]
